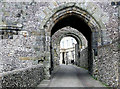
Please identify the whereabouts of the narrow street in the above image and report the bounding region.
[38,64,106,87]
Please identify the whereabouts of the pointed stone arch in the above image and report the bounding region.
[42,4,104,78]
[51,26,88,69]
[52,26,87,48]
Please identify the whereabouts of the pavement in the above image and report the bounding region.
[37,64,106,88]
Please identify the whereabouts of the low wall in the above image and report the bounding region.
[0,64,45,87]
[78,47,88,69]
[97,40,119,87]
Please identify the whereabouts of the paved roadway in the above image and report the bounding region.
[38,64,106,87]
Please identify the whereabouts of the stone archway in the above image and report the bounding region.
[43,6,101,78]
[51,26,88,70]
[52,26,88,47]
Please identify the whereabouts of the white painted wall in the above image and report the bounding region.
[60,37,77,49]
[60,37,77,65]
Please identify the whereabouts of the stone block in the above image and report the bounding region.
[19,57,33,60]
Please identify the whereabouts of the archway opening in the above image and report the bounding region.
[60,37,77,65]
[50,14,93,73]
[51,15,92,42]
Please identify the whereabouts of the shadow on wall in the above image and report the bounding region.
[77,47,88,69]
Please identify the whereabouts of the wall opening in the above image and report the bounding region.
[50,14,93,73]
[60,37,77,65]
[44,7,101,77]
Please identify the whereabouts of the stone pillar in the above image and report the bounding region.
[75,44,79,65]
[44,34,51,79]
[35,29,51,79]
[57,44,60,65]
[60,52,62,65]
[35,29,45,60]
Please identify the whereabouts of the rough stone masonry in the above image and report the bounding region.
[0,0,119,88]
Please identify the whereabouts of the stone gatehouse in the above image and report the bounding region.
[0,0,119,88]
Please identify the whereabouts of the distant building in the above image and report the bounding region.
[60,37,77,65]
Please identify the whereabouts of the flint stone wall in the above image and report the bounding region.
[0,1,118,73]
[78,47,88,69]
[0,1,119,87]
[0,64,44,87]
[97,40,119,87]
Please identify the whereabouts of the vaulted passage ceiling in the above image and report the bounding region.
[51,15,92,43]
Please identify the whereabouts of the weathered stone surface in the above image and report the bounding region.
[51,26,88,68]
[0,64,44,87]
[97,40,119,87]
[78,47,88,69]
[0,1,119,87]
